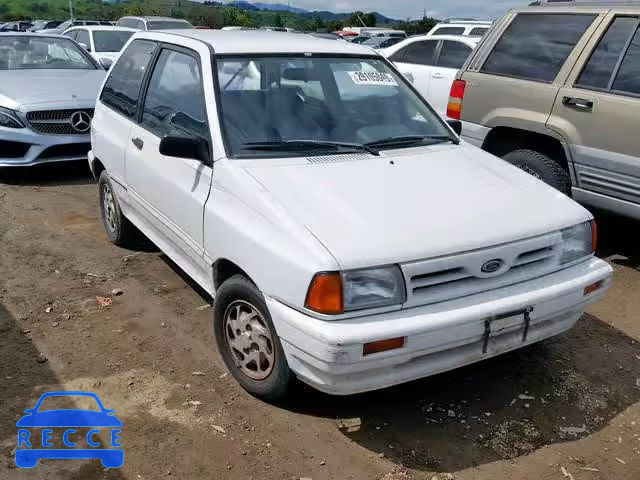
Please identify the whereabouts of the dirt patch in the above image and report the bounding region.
[1,164,639,480]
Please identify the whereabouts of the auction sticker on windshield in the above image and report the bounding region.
[348,71,398,86]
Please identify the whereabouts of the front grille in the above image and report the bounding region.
[0,140,30,158]
[401,232,564,307]
[37,143,90,160]
[26,109,94,135]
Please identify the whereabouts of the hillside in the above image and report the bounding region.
[0,0,430,33]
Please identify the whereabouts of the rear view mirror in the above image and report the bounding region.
[446,119,462,136]
[159,135,209,164]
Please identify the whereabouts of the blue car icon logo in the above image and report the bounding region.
[15,391,123,468]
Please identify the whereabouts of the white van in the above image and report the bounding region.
[89,30,612,400]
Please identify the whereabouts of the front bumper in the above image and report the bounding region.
[268,257,612,395]
[0,124,90,167]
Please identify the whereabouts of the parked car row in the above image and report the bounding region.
[0,1,628,401]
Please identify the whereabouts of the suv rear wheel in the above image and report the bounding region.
[213,275,293,401]
[502,149,571,195]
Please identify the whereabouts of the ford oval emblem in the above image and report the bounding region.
[481,259,504,274]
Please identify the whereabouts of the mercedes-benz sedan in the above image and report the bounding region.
[0,34,106,167]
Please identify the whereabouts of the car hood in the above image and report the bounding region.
[0,70,105,110]
[243,144,591,269]
[16,410,123,427]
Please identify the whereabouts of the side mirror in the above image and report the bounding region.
[403,72,414,83]
[79,42,91,52]
[446,119,462,136]
[159,135,209,164]
[100,58,113,70]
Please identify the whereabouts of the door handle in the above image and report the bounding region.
[431,73,445,79]
[562,96,593,112]
[131,137,144,150]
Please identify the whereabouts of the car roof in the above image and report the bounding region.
[511,3,638,13]
[121,16,190,21]
[66,26,138,32]
[133,30,377,55]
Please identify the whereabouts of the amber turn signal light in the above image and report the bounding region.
[363,337,405,356]
[584,280,603,296]
[305,272,343,314]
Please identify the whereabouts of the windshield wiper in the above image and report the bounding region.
[365,134,458,149]
[243,139,380,156]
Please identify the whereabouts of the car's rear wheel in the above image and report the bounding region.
[213,275,293,401]
[502,149,571,195]
[98,170,141,248]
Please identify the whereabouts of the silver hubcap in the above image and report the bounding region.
[223,300,275,380]
[102,184,117,232]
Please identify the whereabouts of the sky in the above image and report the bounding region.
[246,1,531,20]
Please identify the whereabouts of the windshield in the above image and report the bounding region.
[147,20,194,30]
[217,56,451,158]
[94,30,134,52]
[0,36,96,70]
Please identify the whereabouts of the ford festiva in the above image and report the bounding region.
[0,34,105,167]
[89,30,612,400]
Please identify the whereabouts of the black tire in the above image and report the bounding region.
[502,149,571,196]
[98,170,141,247]
[213,275,293,401]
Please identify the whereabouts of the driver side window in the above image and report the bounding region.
[141,48,208,140]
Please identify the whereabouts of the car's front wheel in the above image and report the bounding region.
[98,170,141,248]
[213,275,293,401]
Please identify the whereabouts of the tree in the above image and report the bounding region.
[274,13,284,28]
[127,2,145,16]
[0,4,10,20]
[361,13,377,27]
[312,17,325,32]
[326,20,343,32]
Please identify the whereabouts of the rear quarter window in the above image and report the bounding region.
[431,27,465,36]
[481,13,596,82]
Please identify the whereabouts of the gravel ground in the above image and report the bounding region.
[0,163,638,480]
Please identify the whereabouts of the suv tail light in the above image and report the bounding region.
[447,79,466,120]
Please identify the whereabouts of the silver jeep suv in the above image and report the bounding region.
[450,1,640,220]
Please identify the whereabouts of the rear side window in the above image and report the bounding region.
[100,40,156,118]
[392,40,437,66]
[577,17,638,90]
[431,27,465,36]
[469,27,489,36]
[76,30,90,49]
[481,13,596,82]
[438,41,472,69]
[612,27,640,95]
[141,49,208,138]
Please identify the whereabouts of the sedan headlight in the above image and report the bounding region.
[560,221,596,264]
[305,266,406,315]
[0,106,24,128]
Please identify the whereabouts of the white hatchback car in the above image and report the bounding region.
[381,35,479,115]
[89,30,612,400]
[63,26,136,68]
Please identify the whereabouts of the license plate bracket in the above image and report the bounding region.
[482,306,534,354]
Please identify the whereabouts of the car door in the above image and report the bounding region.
[429,40,474,115]
[548,13,640,207]
[125,45,213,286]
[389,39,438,101]
[94,39,157,191]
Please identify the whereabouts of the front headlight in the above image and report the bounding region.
[560,221,596,264]
[305,266,406,315]
[0,106,24,128]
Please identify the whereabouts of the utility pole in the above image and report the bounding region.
[423,8,427,19]
[68,0,74,21]
[356,12,366,27]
